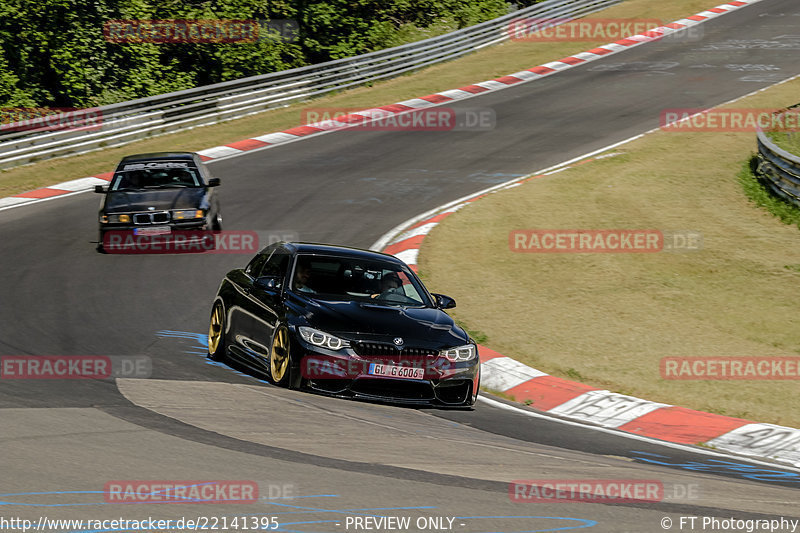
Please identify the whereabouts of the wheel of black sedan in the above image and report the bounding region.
[208,301,226,361]
[269,326,292,387]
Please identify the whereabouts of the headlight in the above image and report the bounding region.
[298,326,350,351]
[101,214,131,223]
[441,344,476,362]
[172,209,204,220]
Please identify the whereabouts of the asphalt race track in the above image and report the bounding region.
[2,2,800,532]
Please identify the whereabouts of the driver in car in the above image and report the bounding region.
[371,272,402,299]
[294,261,316,293]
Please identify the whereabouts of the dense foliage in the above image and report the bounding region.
[0,0,515,108]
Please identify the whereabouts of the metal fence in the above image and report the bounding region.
[0,0,620,170]
[756,106,800,207]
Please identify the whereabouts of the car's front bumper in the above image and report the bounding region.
[299,351,480,406]
[99,219,209,233]
[98,223,215,253]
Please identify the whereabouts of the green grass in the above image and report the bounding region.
[767,131,800,156]
[765,104,800,155]
[738,156,800,229]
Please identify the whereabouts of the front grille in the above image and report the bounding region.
[133,211,170,225]
[352,341,437,358]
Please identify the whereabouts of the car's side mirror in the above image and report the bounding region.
[208,178,221,187]
[432,293,456,309]
[254,276,279,291]
[94,185,107,193]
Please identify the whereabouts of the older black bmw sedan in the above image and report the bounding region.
[94,152,221,252]
[208,242,480,407]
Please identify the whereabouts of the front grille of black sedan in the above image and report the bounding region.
[133,211,170,225]
[352,341,437,358]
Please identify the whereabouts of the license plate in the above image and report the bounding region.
[368,363,425,380]
[134,226,171,236]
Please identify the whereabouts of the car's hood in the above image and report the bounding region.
[295,298,469,348]
[104,188,206,213]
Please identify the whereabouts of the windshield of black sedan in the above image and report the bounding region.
[292,255,431,307]
[110,162,201,190]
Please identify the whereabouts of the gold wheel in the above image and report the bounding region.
[270,327,290,385]
[208,303,224,359]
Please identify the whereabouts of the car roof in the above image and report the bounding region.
[276,242,405,265]
[118,152,198,164]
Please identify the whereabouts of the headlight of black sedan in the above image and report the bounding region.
[440,344,476,362]
[172,209,204,220]
[100,214,131,223]
[298,326,351,351]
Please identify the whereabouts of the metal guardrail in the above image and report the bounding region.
[0,0,620,170]
[756,105,800,207]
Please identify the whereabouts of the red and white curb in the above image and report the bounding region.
[0,0,764,212]
[371,151,800,470]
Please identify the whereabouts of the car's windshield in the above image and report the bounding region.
[291,254,432,307]
[109,162,202,190]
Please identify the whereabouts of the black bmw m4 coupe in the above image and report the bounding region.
[208,242,480,407]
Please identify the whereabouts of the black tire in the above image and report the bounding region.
[96,232,107,254]
[211,212,223,231]
[208,301,227,361]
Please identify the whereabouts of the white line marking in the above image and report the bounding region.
[47,176,109,192]
[196,146,244,159]
[395,98,436,109]
[0,197,37,208]
[251,131,299,144]
[388,222,439,246]
[509,70,543,81]
[474,80,509,90]
[392,248,419,265]
[437,89,474,100]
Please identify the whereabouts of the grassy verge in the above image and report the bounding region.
[1,0,720,197]
[767,131,800,156]
[739,157,800,229]
[421,77,800,429]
